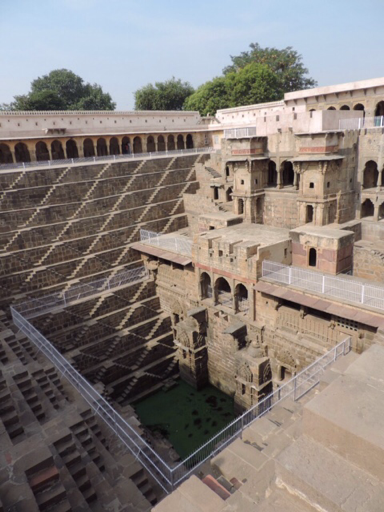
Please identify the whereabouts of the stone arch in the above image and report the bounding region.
[268,161,277,186]
[167,135,175,151]
[97,138,108,157]
[215,276,232,306]
[282,160,294,186]
[36,141,50,161]
[226,187,233,202]
[122,136,131,154]
[353,103,365,112]
[309,247,317,267]
[66,139,78,159]
[158,135,166,152]
[340,105,350,110]
[15,142,31,163]
[83,138,95,157]
[375,101,384,117]
[133,136,142,154]
[177,134,185,150]
[309,109,316,112]
[109,137,120,155]
[147,136,156,152]
[51,140,64,160]
[379,203,384,220]
[0,143,13,164]
[178,330,190,348]
[186,134,194,149]
[278,349,296,369]
[236,283,248,312]
[200,272,212,299]
[327,106,336,110]
[363,160,378,189]
[361,199,374,218]
[238,364,253,382]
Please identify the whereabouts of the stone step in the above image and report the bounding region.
[275,435,384,512]
[255,487,317,511]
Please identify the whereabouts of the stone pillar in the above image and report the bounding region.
[378,168,383,189]
[293,171,299,190]
[26,141,37,162]
[374,205,380,221]
[9,142,16,164]
[277,168,283,189]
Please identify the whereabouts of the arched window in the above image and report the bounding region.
[353,103,365,116]
[309,248,317,267]
[36,141,50,161]
[109,137,120,155]
[340,105,350,111]
[0,143,13,164]
[83,138,95,157]
[268,161,277,186]
[133,136,142,154]
[215,277,232,307]
[306,205,314,223]
[200,273,212,299]
[66,139,78,159]
[361,199,374,218]
[147,136,156,152]
[186,134,193,149]
[375,101,384,117]
[122,136,131,154]
[327,106,336,110]
[97,138,108,157]
[226,187,233,202]
[158,135,165,152]
[51,140,64,160]
[177,134,184,150]
[282,161,294,186]
[236,283,248,313]
[363,160,378,189]
[167,135,175,151]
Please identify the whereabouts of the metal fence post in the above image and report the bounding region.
[293,377,297,401]
[322,275,325,294]
[361,284,365,304]
[288,267,292,285]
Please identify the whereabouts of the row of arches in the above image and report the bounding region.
[0,133,195,164]
[267,160,295,187]
[316,102,384,116]
[200,273,249,312]
[361,199,384,220]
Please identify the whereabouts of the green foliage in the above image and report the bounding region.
[184,63,282,116]
[6,69,116,111]
[223,43,317,93]
[134,77,195,111]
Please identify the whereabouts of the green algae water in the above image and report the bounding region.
[134,380,235,459]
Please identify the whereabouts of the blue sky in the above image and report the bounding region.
[1,0,383,110]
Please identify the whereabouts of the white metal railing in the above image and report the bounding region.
[224,127,257,139]
[0,147,215,171]
[15,266,149,319]
[11,293,351,491]
[140,229,192,257]
[262,260,384,311]
[339,116,384,131]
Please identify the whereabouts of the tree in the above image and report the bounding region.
[223,43,317,93]
[134,77,194,111]
[5,69,116,111]
[184,63,282,116]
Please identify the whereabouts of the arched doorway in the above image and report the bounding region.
[215,277,232,307]
[66,139,78,159]
[122,136,131,154]
[200,272,212,299]
[147,136,156,152]
[379,203,384,220]
[0,143,13,164]
[375,101,384,117]
[353,103,365,115]
[308,248,317,267]
[327,106,336,110]
[238,199,244,214]
[177,134,184,150]
[133,136,142,154]
[158,135,165,152]
[361,199,374,218]
[51,140,64,160]
[306,205,314,223]
[186,134,193,149]
[109,137,120,155]
[97,138,108,156]
[363,161,378,189]
[340,105,350,111]
[226,187,233,202]
[282,161,294,186]
[268,161,277,186]
[83,138,95,157]
[15,142,31,163]
[167,135,175,151]
[236,283,249,313]
[36,141,50,161]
